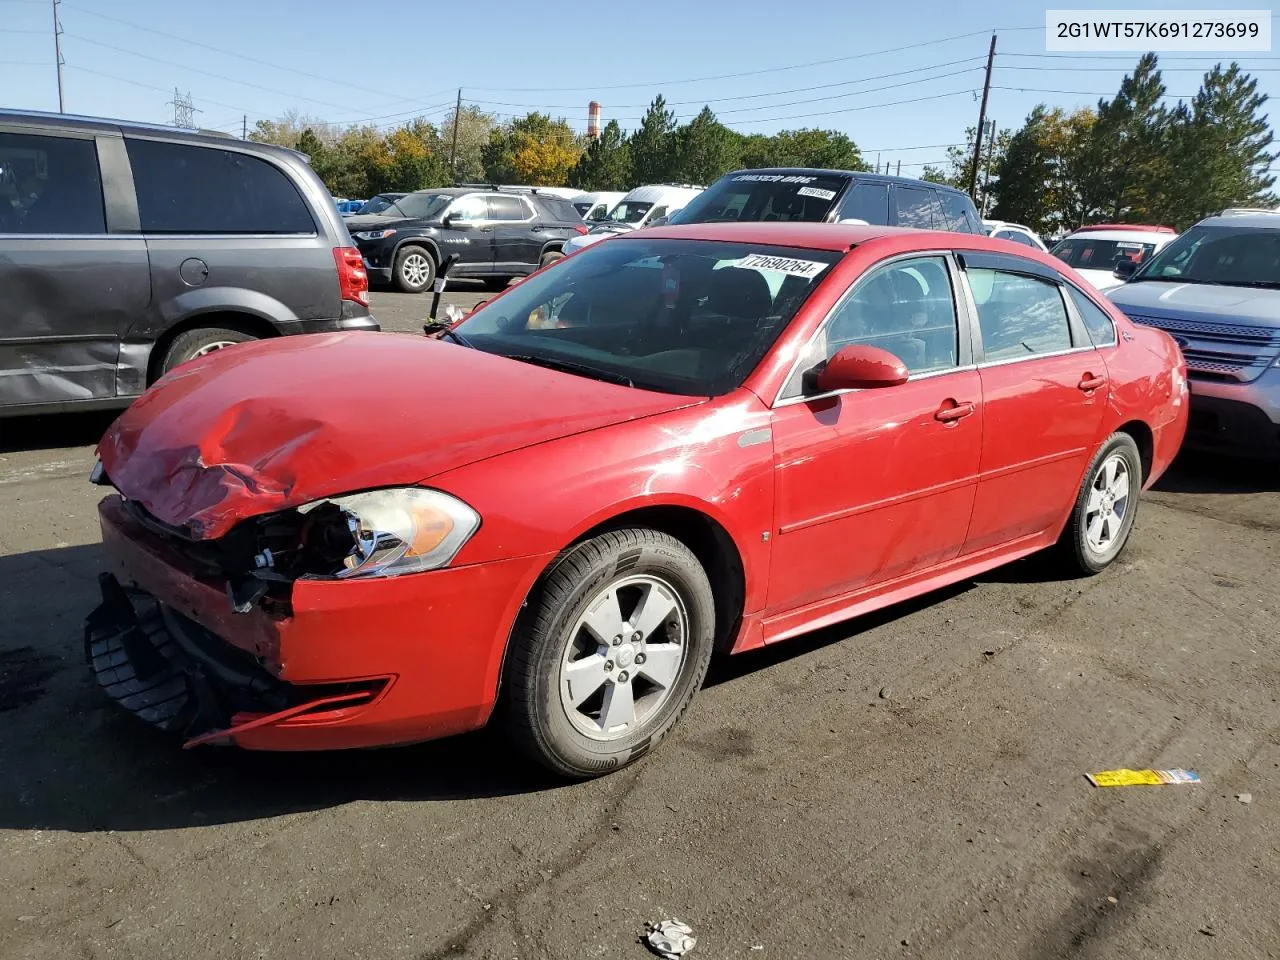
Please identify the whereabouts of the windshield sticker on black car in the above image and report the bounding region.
[731,174,816,184]
[796,186,837,201]
[735,254,829,278]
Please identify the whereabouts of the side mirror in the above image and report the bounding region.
[813,345,909,393]
[1113,259,1138,281]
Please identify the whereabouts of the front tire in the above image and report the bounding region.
[503,529,715,778]
[1058,432,1142,575]
[393,246,436,293]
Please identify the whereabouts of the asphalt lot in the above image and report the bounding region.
[2,286,1279,960]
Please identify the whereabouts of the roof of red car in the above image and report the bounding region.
[635,221,1047,255]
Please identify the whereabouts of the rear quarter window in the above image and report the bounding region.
[893,186,943,229]
[1066,285,1118,347]
[126,138,315,234]
[940,191,981,233]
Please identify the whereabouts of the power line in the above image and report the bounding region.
[59,2,456,113]
[1002,64,1280,73]
[993,85,1200,98]
[64,63,266,117]
[62,33,385,114]
[465,27,1027,92]
[469,57,986,110]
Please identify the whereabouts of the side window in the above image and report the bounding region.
[1067,285,1117,347]
[940,192,978,233]
[486,195,528,221]
[448,195,488,222]
[788,256,959,395]
[647,205,669,222]
[836,182,889,224]
[1012,232,1039,248]
[892,186,941,229]
[126,138,314,234]
[967,268,1073,361]
[0,132,105,234]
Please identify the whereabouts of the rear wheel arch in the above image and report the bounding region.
[146,312,278,384]
[1115,419,1154,484]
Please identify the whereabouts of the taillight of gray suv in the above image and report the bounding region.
[0,109,378,418]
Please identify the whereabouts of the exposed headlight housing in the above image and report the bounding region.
[352,228,397,240]
[300,487,479,578]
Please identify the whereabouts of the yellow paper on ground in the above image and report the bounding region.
[1087,768,1200,787]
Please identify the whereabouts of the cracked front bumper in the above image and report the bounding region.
[88,495,553,751]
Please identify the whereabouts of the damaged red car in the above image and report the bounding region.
[86,223,1188,778]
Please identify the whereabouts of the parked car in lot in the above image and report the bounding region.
[1050,224,1176,291]
[571,190,626,222]
[334,197,366,215]
[346,187,588,292]
[983,219,1049,251]
[354,192,408,216]
[0,110,377,418]
[86,221,1187,776]
[666,169,985,233]
[1107,210,1280,461]
[561,184,704,254]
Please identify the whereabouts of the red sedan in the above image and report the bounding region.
[87,223,1188,777]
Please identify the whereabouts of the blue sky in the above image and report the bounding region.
[1,0,1276,177]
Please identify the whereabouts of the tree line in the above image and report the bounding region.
[248,97,866,199]
[248,55,1273,232]
[923,56,1275,232]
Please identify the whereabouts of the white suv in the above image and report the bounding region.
[1050,224,1177,291]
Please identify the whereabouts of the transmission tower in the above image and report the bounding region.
[167,88,201,128]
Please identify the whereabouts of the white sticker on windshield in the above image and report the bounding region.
[796,186,836,201]
[731,174,816,183]
[735,253,828,278]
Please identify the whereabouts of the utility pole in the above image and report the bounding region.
[242,114,248,139]
[980,118,997,215]
[875,153,881,175]
[52,0,65,112]
[449,88,462,180]
[968,33,996,199]
[896,159,901,177]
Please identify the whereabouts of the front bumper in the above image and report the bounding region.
[1185,367,1280,460]
[87,495,553,750]
[294,311,381,334]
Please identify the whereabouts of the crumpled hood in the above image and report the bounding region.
[98,333,698,540]
[1107,280,1280,326]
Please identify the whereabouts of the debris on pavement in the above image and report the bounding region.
[1086,768,1200,787]
[1236,792,1253,804]
[643,919,696,959]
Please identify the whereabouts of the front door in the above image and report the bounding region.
[957,255,1107,554]
[440,194,494,276]
[767,254,982,613]
[0,127,149,406]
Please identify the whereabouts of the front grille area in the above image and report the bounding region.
[1131,314,1280,383]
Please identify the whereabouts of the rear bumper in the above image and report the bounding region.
[88,495,553,750]
[294,312,381,334]
[1185,371,1280,460]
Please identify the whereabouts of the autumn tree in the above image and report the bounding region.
[439,105,497,182]
[482,113,582,185]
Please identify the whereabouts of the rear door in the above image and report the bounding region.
[486,194,539,272]
[0,124,149,406]
[833,179,889,224]
[891,185,943,229]
[957,252,1107,555]
[124,137,333,335]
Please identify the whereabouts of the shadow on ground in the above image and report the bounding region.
[0,411,119,455]
[1154,449,1278,495]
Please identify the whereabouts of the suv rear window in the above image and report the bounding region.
[126,138,315,234]
[535,195,582,223]
[1052,236,1156,270]
[671,173,846,224]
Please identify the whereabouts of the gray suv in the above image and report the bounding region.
[0,110,378,418]
[1107,210,1280,461]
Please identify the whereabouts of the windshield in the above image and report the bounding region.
[604,201,653,224]
[451,237,842,396]
[390,193,453,220]
[670,173,846,225]
[573,201,593,216]
[1134,225,1280,287]
[1051,236,1156,271]
[359,194,403,215]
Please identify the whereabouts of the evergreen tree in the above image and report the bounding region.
[1089,53,1169,221]
[567,120,632,190]
[629,96,678,184]
[672,107,741,184]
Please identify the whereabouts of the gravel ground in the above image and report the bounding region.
[1,289,1277,960]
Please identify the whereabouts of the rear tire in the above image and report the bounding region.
[503,528,714,779]
[539,249,565,268]
[1057,432,1143,575]
[393,246,436,293]
[160,326,257,376]
[482,275,513,291]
